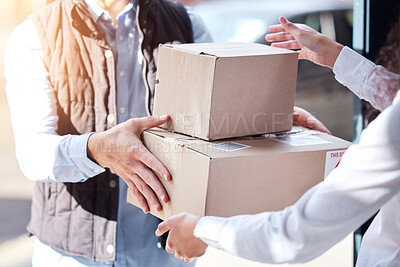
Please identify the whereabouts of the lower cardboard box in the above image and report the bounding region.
[127,127,351,220]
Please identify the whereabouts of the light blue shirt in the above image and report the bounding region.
[83,1,211,266]
[80,1,212,266]
[6,1,212,266]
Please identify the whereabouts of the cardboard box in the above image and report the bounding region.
[153,42,298,141]
[127,127,351,220]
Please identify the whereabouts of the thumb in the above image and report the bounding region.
[279,16,301,36]
[138,115,169,132]
[156,220,172,236]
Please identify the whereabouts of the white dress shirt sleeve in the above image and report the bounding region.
[4,19,105,183]
[194,95,400,263]
[333,46,400,111]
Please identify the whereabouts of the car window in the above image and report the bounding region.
[333,10,353,46]
[293,10,353,45]
[291,13,321,32]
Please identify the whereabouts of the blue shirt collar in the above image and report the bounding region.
[84,0,136,22]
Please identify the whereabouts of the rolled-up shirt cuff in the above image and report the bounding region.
[333,46,375,98]
[69,132,105,182]
[194,216,229,250]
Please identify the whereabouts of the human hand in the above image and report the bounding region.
[155,212,208,262]
[266,16,344,68]
[88,115,171,213]
[293,106,331,134]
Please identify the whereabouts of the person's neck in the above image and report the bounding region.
[95,0,130,28]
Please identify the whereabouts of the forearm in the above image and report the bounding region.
[318,36,343,69]
[362,66,400,110]
[5,19,104,183]
[15,133,104,183]
[195,185,382,264]
[267,19,398,110]
[195,100,400,263]
[333,47,400,111]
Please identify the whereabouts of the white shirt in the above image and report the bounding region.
[194,47,400,266]
[4,1,212,266]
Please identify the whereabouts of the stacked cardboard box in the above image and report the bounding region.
[153,42,298,140]
[127,43,351,219]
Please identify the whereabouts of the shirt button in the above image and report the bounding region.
[129,33,134,38]
[104,50,113,59]
[106,244,115,254]
[107,114,115,123]
[119,107,125,114]
[109,180,117,188]
[119,35,124,41]
[72,20,79,28]
[93,169,100,173]
[119,71,125,77]
[91,31,99,39]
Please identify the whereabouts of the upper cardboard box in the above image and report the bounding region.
[153,42,299,141]
[168,42,296,57]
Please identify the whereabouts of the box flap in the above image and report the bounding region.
[162,42,298,58]
[146,127,351,159]
[154,45,215,139]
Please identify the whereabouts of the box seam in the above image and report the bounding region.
[207,58,218,140]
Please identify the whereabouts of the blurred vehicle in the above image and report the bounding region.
[193,0,355,141]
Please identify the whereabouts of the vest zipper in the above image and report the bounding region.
[136,4,152,117]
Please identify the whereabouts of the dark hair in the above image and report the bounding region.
[364,18,400,124]
[375,19,400,74]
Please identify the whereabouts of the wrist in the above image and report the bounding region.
[193,216,206,238]
[87,133,102,166]
[191,215,201,233]
[326,40,344,69]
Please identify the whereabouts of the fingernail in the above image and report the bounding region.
[281,16,288,23]
[159,115,168,120]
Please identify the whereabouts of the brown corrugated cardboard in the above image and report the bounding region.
[153,43,299,141]
[127,127,351,220]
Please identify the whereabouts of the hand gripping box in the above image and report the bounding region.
[127,127,351,220]
[153,42,299,141]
